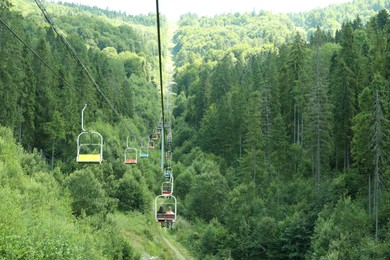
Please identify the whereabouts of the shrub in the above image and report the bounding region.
[65,168,109,217]
[116,173,147,212]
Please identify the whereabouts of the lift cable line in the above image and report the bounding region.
[0,16,77,94]
[155,0,166,170]
[34,0,143,144]
[155,0,165,128]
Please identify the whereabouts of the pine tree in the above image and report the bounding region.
[240,90,264,184]
[0,10,24,132]
[248,52,280,159]
[352,86,374,183]
[19,45,36,150]
[352,74,388,238]
[119,79,134,118]
[32,37,56,153]
[304,45,334,189]
[288,32,307,145]
[208,53,238,105]
[372,89,387,239]
[330,22,359,170]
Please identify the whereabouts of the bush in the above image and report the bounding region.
[65,168,109,217]
[116,173,147,212]
[310,197,370,259]
[199,219,231,259]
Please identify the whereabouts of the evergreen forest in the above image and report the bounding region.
[1,0,390,258]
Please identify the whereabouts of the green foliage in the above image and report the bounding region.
[199,219,231,259]
[0,1,161,171]
[289,0,390,37]
[173,11,296,68]
[169,6,390,259]
[65,168,109,217]
[275,211,312,259]
[303,44,334,186]
[0,125,140,258]
[352,86,376,174]
[3,0,390,259]
[310,197,370,259]
[116,172,149,213]
[185,161,228,222]
[174,166,195,200]
[222,183,276,259]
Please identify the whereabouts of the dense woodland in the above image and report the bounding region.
[1,0,390,258]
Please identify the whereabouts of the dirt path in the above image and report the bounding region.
[163,237,186,260]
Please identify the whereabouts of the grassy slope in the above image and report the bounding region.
[112,212,194,259]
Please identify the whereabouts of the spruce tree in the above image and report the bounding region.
[304,44,334,189]
[331,22,361,170]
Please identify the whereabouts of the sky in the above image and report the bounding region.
[53,0,353,21]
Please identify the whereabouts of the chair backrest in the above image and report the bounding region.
[76,131,103,164]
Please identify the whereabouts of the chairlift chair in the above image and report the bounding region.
[148,140,155,149]
[157,121,163,129]
[76,104,103,164]
[124,147,138,164]
[77,131,103,163]
[164,167,172,178]
[165,151,172,159]
[124,136,137,164]
[155,195,177,227]
[152,132,158,141]
[161,175,174,195]
[139,146,149,158]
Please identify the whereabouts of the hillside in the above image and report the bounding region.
[169,3,390,259]
[1,0,390,258]
[0,125,194,258]
[1,0,190,258]
[288,0,390,35]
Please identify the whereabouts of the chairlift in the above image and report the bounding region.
[165,151,172,159]
[124,148,138,164]
[139,146,149,158]
[124,137,137,164]
[161,175,174,195]
[148,140,155,149]
[76,104,103,164]
[155,195,177,228]
[164,167,172,178]
[157,120,163,130]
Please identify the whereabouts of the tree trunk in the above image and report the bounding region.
[252,144,256,182]
[51,140,55,171]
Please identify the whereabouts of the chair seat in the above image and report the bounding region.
[77,154,102,163]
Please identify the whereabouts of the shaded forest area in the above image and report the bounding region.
[1,0,390,258]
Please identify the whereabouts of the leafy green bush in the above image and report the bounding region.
[185,165,228,222]
[310,197,370,259]
[116,173,147,212]
[199,219,230,259]
[65,168,109,217]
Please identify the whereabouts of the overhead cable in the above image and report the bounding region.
[34,0,142,143]
[0,16,77,94]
